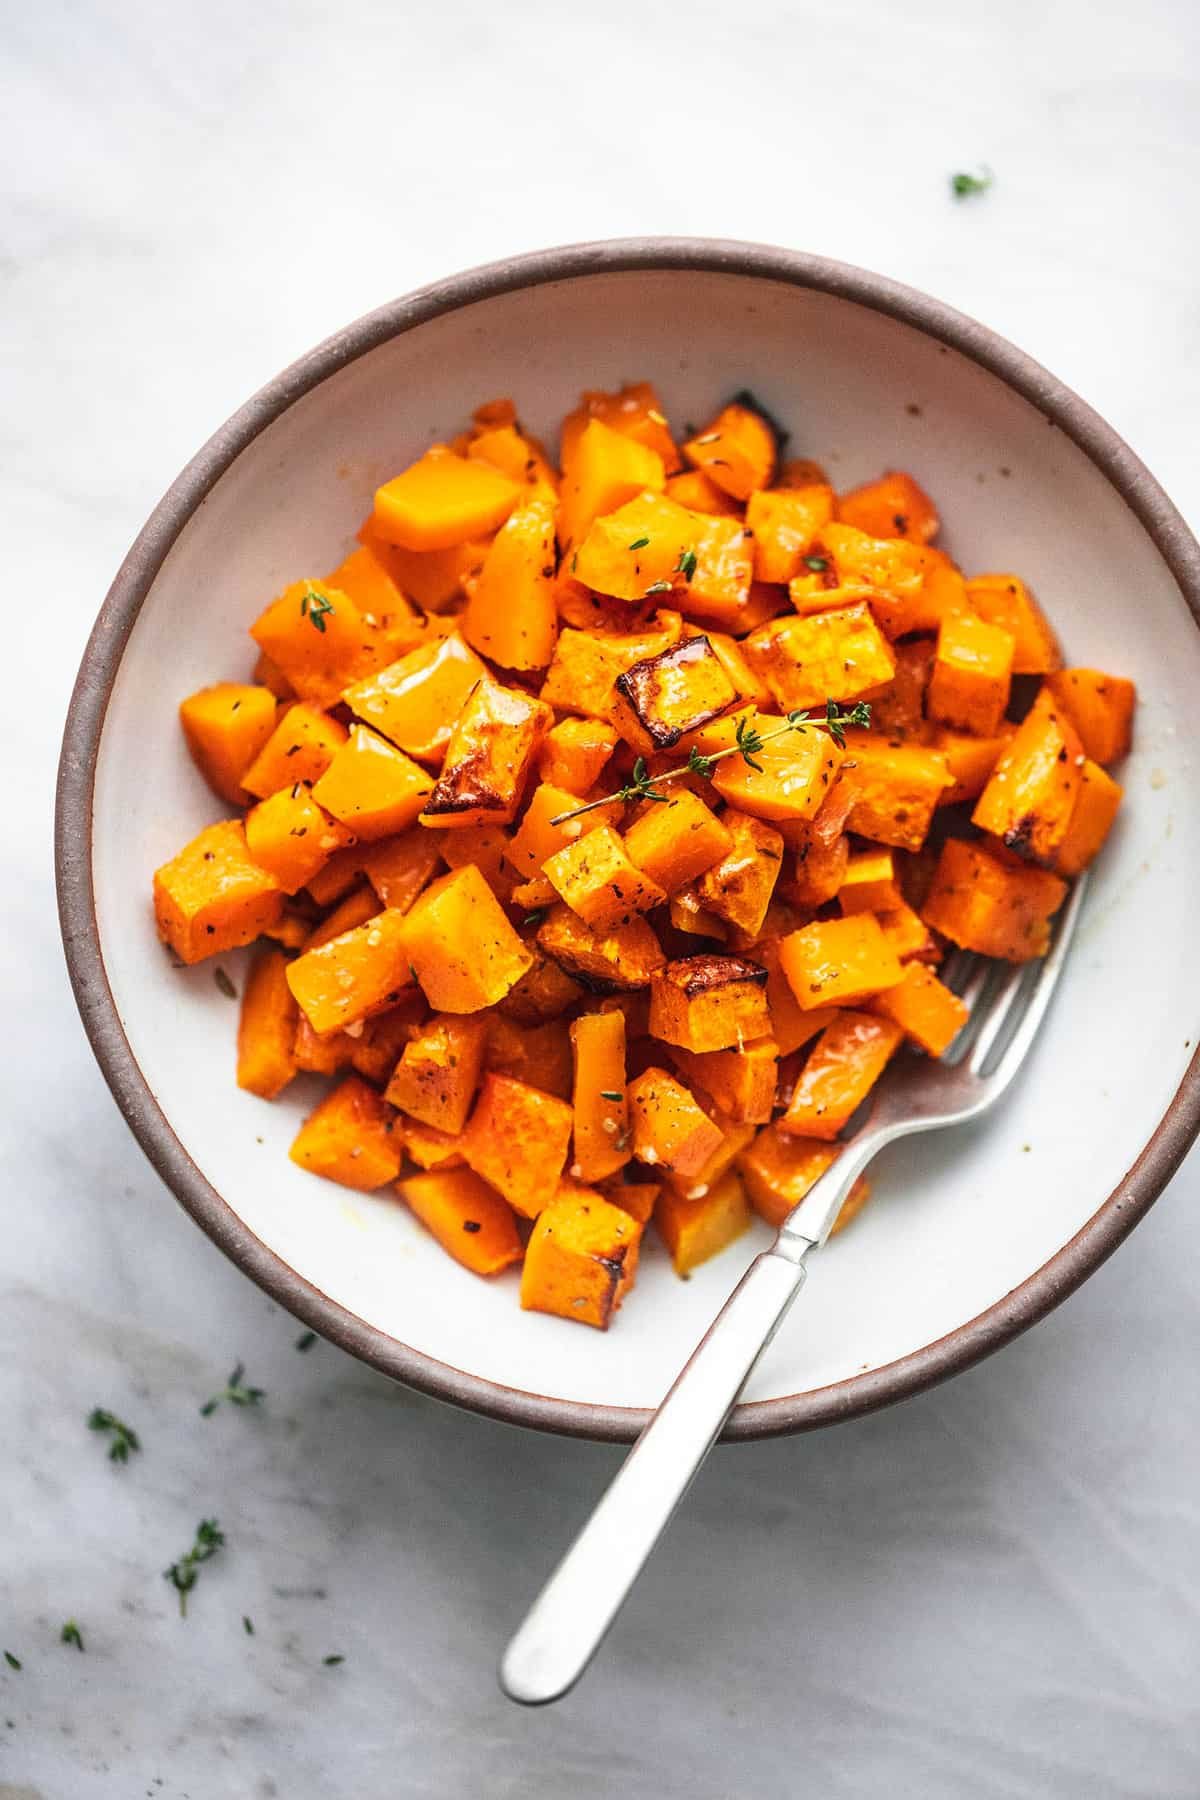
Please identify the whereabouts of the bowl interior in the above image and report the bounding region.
[88,263,1200,1423]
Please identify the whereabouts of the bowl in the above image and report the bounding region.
[57,239,1200,1441]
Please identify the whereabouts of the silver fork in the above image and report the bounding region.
[500,874,1089,1705]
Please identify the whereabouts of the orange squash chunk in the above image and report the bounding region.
[400,865,532,1012]
[359,829,443,911]
[1043,668,1136,765]
[359,519,486,613]
[311,725,433,841]
[467,421,557,497]
[253,651,294,699]
[738,1124,839,1224]
[870,963,968,1057]
[343,633,486,767]
[569,1010,631,1184]
[877,900,940,965]
[537,904,666,991]
[922,838,1067,962]
[289,1074,401,1190]
[1053,759,1123,876]
[657,1169,752,1275]
[241,702,348,799]
[154,819,283,965]
[293,1013,356,1075]
[179,683,278,805]
[664,469,740,516]
[927,611,1015,737]
[403,1118,466,1170]
[539,613,683,725]
[972,688,1083,863]
[683,401,776,501]
[858,638,935,741]
[398,1168,523,1276]
[709,712,846,825]
[497,945,582,1025]
[244,784,354,894]
[557,419,666,557]
[755,936,842,1056]
[560,381,681,474]
[236,947,298,1100]
[836,470,939,544]
[460,1071,573,1218]
[781,829,850,911]
[347,998,426,1085]
[779,914,903,1011]
[781,1011,902,1140]
[623,789,732,894]
[537,717,619,794]
[786,524,926,625]
[837,730,953,852]
[420,675,549,830]
[705,631,773,709]
[669,886,728,940]
[503,782,624,901]
[679,515,755,628]
[303,882,381,952]
[667,1036,779,1125]
[627,1067,725,1178]
[321,545,428,655]
[462,495,558,672]
[837,848,902,916]
[574,491,697,602]
[520,1189,643,1328]
[601,1179,660,1224]
[745,603,896,712]
[543,825,666,931]
[648,955,771,1053]
[286,907,414,1034]
[965,574,1061,675]
[250,580,385,709]
[662,1114,757,1201]
[931,726,1015,806]
[611,634,739,754]
[745,484,836,584]
[695,809,784,938]
[484,1014,573,1102]
[385,1013,487,1134]
[372,446,520,552]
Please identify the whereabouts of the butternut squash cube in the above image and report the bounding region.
[683,401,776,500]
[837,848,902,917]
[569,1010,631,1184]
[383,1012,486,1135]
[179,683,279,805]
[627,1067,725,1178]
[705,631,774,710]
[250,580,384,709]
[781,829,850,910]
[542,825,666,931]
[557,419,665,557]
[927,610,1015,737]
[302,882,381,952]
[965,574,1061,675]
[536,905,666,990]
[244,784,355,894]
[312,725,433,841]
[786,524,926,624]
[462,495,559,672]
[657,1169,751,1275]
[680,514,755,628]
[539,614,684,725]
[289,1074,402,1190]
[745,602,896,712]
[398,1168,523,1277]
[348,998,426,1086]
[869,963,968,1056]
[669,886,729,940]
[520,1190,643,1328]
[781,1011,903,1139]
[359,522,486,613]
[484,1014,574,1102]
[1043,668,1136,765]
[343,633,487,767]
[779,914,903,1011]
[253,650,294,699]
[667,1036,779,1124]
[709,712,846,825]
[1053,759,1123,876]
[623,789,732,894]
[756,936,842,1056]
[858,638,935,740]
[611,634,739,754]
[537,717,619,794]
[837,729,953,851]
[400,865,533,1012]
[236,947,298,1100]
[574,491,698,601]
[601,1179,661,1224]
[286,906,414,1034]
[467,420,557,497]
[460,1071,573,1218]
[497,945,583,1024]
[664,469,739,516]
[972,688,1083,863]
[372,445,520,552]
[922,838,1067,961]
[745,485,835,584]
[293,1013,356,1075]
[403,1118,466,1170]
[420,674,549,829]
[648,954,771,1053]
[321,544,428,653]
[931,726,1015,806]
[359,829,444,911]
[695,809,784,937]
[153,819,283,964]
[241,702,348,801]
[877,900,939,964]
[503,782,624,895]
[738,1123,839,1225]
[560,380,681,474]
[836,470,939,544]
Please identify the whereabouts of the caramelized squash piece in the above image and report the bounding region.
[400,866,533,1012]
[244,784,354,894]
[1043,668,1135,765]
[623,789,732,895]
[360,829,444,911]
[927,611,1015,737]
[695,809,784,938]
[965,574,1061,675]
[343,633,486,767]
[286,907,414,1034]
[312,725,434,841]
[420,674,549,829]
[972,689,1083,863]
[667,1036,779,1125]
[869,963,968,1057]
[836,470,939,544]
[569,1010,631,1184]
[560,381,680,474]
[746,603,896,714]
[484,1014,574,1102]
[683,401,776,500]
[779,915,903,1011]
[745,484,836,584]
[627,1067,725,1177]
[462,496,559,672]
[520,1189,643,1328]
[539,613,684,725]
[460,1071,573,1218]
[398,1168,523,1276]
[537,904,666,991]
[537,717,619,794]
[611,634,739,754]
[289,1074,401,1190]
[837,730,952,852]
[781,1011,902,1140]
[738,1124,870,1237]
[543,825,666,931]
[648,955,771,1053]
[922,838,1067,962]
[837,848,902,917]
[385,1013,488,1135]
[241,702,348,799]
[931,726,1014,806]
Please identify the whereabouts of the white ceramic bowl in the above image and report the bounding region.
[58,240,1200,1440]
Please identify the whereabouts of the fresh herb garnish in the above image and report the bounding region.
[643,579,673,596]
[323,1654,345,1667]
[213,966,237,1000]
[951,167,993,200]
[294,1331,317,1353]
[4,1653,20,1671]
[88,1408,141,1464]
[522,909,547,930]
[676,548,698,581]
[627,536,650,550]
[60,1622,84,1652]
[243,1615,255,1636]
[300,587,335,633]
[550,703,870,825]
[200,1362,265,1417]
[164,1519,225,1616]
[803,554,828,573]
[599,1091,623,1102]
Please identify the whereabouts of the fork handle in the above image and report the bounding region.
[499,1247,808,1705]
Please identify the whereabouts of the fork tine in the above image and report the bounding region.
[966,962,1036,1073]
[979,872,1090,1089]
[940,957,995,1064]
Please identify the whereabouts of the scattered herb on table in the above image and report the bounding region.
[213,966,238,1000]
[294,1331,317,1353]
[60,1622,84,1652]
[3,1653,20,1671]
[164,1519,225,1616]
[88,1408,141,1464]
[323,1654,345,1667]
[950,167,993,200]
[200,1362,265,1417]
[243,1616,255,1636]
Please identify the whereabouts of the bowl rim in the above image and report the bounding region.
[56,236,1200,1443]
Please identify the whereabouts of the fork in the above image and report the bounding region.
[500,874,1088,1705]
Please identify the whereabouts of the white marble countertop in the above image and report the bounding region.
[5,2,1199,1794]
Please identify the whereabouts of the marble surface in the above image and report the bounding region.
[5,1,1200,1793]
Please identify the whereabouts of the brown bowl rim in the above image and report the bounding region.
[56,237,1200,1442]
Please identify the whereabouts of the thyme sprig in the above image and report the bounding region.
[200,1362,265,1417]
[164,1519,224,1617]
[88,1408,141,1464]
[549,701,870,825]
